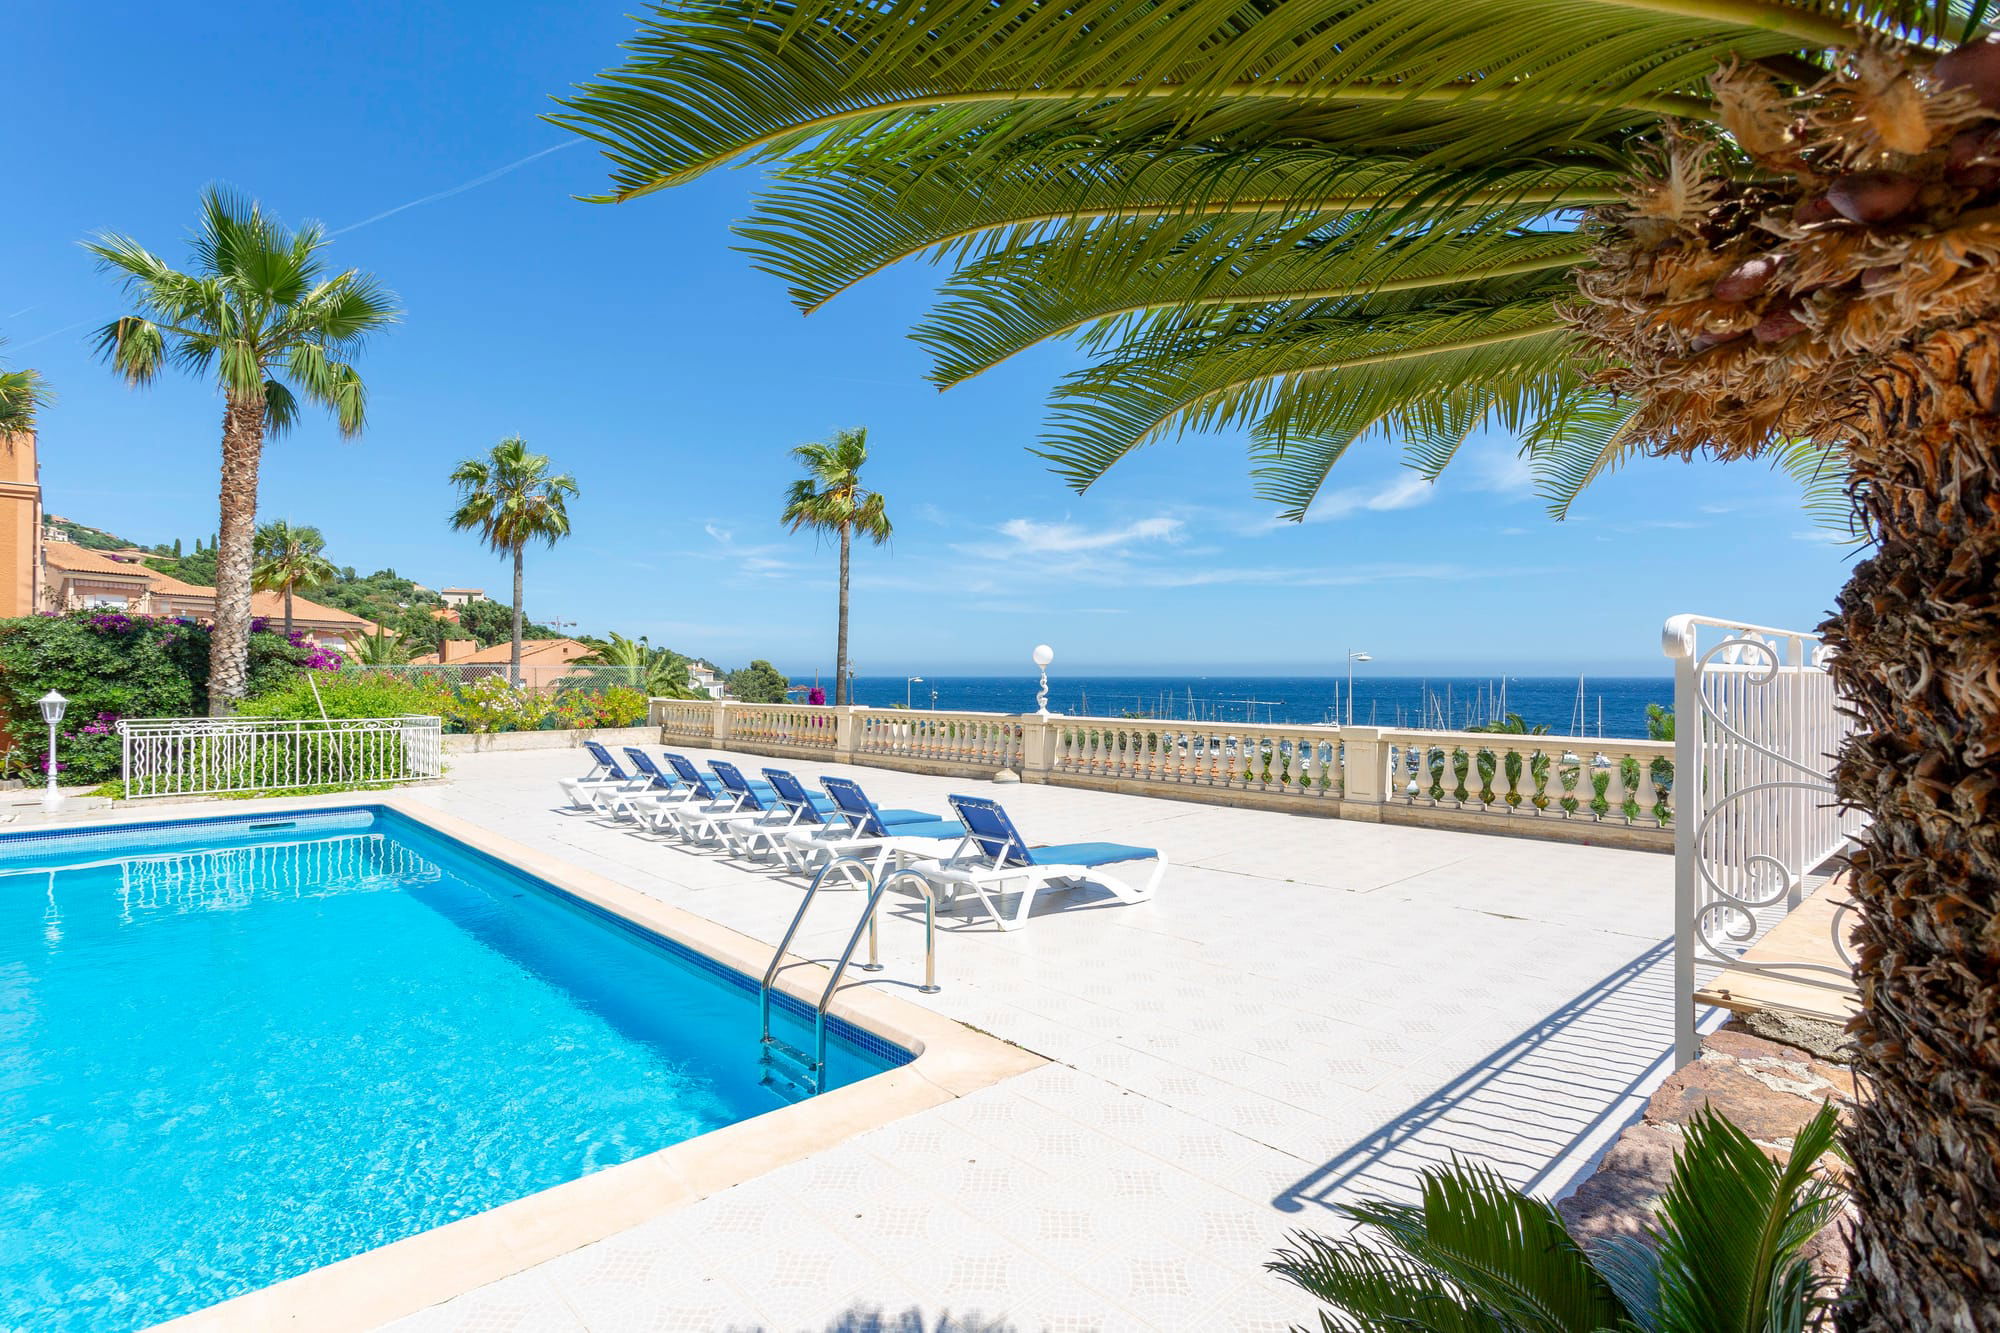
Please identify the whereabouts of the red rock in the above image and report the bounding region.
[1645,1057,1850,1145]
[1557,1122,1679,1247]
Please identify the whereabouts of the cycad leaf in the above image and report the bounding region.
[1343,1160,1626,1333]
[1648,1103,1845,1333]
[1268,1228,1511,1332]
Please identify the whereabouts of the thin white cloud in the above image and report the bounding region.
[689,521,801,578]
[1302,474,1437,523]
[990,515,1183,554]
[1463,442,1537,496]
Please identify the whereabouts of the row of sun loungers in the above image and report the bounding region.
[557,741,1166,931]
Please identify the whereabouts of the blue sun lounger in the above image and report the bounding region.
[779,776,965,884]
[557,740,653,812]
[597,747,684,820]
[905,795,1166,930]
[633,754,737,835]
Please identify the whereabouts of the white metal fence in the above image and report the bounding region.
[1664,614,1867,1062]
[117,716,444,799]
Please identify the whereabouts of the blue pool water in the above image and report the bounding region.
[0,807,908,1331]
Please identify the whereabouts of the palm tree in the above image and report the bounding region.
[350,625,410,666]
[87,187,398,714]
[779,427,891,706]
[578,631,697,697]
[251,521,337,635]
[556,11,2000,1317]
[1274,1104,1844,1332]
[0,343,51,437]
[448,437,577,685]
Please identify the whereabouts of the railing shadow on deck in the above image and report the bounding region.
[1273,938,1680,1217]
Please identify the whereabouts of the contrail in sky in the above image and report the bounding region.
[330,141,581,236]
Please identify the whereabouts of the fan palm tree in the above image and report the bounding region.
[556,8,2000,1318]
[87,186,398,714]
[0,343,51,438]
[779,427,891,706]
[448,437,578,685]
[1273,1103,1845,1332]
[251,521,338,635]
[579,630,697,697]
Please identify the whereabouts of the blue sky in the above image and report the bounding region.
[6,1,1854,677]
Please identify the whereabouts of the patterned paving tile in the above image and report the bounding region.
[375,748,1686,1330]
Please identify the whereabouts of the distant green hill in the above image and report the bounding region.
[44,516,139,552]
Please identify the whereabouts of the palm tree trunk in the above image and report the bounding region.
[1829,324,2000,1329]
[510,545,524,688]
[835,522,851,706]
[283,584,294,635]
[208,393,264,715]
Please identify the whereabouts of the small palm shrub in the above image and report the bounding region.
[1271,1104,1843,1332]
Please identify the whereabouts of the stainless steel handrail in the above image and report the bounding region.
[813,867,942,1074]
[759,853,877,1049]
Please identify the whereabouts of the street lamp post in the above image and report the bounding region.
[1345,650,1373,726]
[1033,644,1054,717]
[38,690,67,814]
[906,675,924,709]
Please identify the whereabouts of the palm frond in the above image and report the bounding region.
[742,148,1620,314]
[1769,439,1863,542]
[1045,297,1574,497]
[0,347,53,436]
[554,0,1947,522]
[1526,393,1646,521]
[550,0,1926,199]
[917,212,1594,387]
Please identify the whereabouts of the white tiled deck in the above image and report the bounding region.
[381,747,1680,1332]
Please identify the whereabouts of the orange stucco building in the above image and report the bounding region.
[0,432,42,618]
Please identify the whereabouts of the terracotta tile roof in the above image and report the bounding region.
[451,637,593,665]
[141,567,212,597]
[41,541,154,580]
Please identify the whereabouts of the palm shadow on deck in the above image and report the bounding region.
[1274,938,1677,1216]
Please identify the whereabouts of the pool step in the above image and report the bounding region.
[759,1037,819,1101]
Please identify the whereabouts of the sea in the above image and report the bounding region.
[842,674,1674,740]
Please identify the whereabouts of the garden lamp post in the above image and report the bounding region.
[1033,644,1054,717]
[38,690,66,814]
[906,675,923,709]
[1345,651,1372,726]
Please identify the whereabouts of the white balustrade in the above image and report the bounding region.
[641,700,1681,844]
[1381,729,1675,825]
[724,702,839,751]
[651,698,715,740]
[853,709,1022,769]
[117,715,444,799]
[1048,718,1343,800]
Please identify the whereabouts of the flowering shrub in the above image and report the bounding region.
[550,684,649,729]
[0,611,326,784]
[450,675,554,733]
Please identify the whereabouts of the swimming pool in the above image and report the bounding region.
[0,805,912,1331]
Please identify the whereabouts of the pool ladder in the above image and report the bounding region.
[757,855,940,1100]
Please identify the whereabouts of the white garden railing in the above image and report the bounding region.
[117,716,444,799]
[1664,614,1866,1063]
